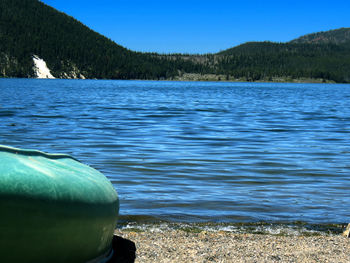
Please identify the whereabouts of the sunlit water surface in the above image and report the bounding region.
[1,79,349,228]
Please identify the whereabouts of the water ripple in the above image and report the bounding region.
[1,79,350,224]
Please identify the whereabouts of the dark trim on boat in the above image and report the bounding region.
[0,145,79,161]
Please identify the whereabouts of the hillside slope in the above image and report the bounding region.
[215,33,350,83]
[0,0,199,79]
[0,0,349,83]
[290,27,350,44]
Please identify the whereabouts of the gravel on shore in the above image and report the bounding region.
[114,229,350,263]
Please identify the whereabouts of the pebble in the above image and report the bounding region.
[114,230,350,263]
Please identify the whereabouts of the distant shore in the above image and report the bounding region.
[0,76,340,84]
[170,73,337,84]
[114,229,350,263]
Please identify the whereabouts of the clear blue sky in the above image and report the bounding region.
[41,0,350,54]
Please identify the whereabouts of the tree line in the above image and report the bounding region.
[1,0,350,83]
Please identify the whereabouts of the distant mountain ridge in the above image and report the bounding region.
[211,29,350,83]
[1,0,350,83]
[290,27,350,45]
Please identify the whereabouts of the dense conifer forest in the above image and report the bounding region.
[0,0,200,79]
[1,0,350,83]
[215,41,350,82]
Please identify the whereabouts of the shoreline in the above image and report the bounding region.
[116,220,348,236]
[0,76,344,84]
[114,229,350,263]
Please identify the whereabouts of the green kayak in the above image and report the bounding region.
[0,145,119,263]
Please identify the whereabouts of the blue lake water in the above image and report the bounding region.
[1,79,349,225]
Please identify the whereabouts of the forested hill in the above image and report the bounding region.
[0,0,200,79]
[1,0,350,83]
[215,40,350,83]
[215,28,350,83]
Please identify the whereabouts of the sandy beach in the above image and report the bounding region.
[113,229,350,263]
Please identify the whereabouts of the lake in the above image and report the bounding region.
[1,79,349,229]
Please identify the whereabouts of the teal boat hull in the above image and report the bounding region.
[0,145,119,263]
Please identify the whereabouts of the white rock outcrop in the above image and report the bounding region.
[32,55,55,79]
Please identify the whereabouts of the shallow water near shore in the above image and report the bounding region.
[117,221,346,236]
[1,79,350,227]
